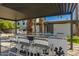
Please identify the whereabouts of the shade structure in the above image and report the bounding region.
[0,3,76,20]
[0,3,77,50]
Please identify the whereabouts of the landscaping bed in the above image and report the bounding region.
[66,36,79,44]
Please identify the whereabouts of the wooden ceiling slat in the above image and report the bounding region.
[63,3,66,14]
[70,3,74,13]
[71,3,76,13]
[60,4,63,14]
[66,4,68,13]
[66,4,69,13]
[70,3,73,12]
[56,3,60,15]
[58,4,62,15]
[65,4,67,13]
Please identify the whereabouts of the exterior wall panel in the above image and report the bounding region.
[53,23,75,36]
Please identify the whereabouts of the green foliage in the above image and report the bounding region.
[67,35,79,44]
[0,19,19,30]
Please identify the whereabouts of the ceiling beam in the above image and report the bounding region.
[0,17,14,21]
[71,3,76,13]
[65,4,67,13]
[63,3,65,13]
[63,3,67,14]
[67,3,70,13]
[70,3,74,13]
[56,3,60,15]
[58,4,61,15]
[61,4,63,14]
[66,3,68,13]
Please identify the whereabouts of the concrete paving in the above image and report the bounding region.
[67,43,79,56]
[0,41,79,56]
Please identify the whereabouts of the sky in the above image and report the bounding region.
[45,4,79,22]
[45,14,71,22]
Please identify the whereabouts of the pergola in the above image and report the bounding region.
[0,3,78,50]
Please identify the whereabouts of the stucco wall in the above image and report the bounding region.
[53,23,75,36]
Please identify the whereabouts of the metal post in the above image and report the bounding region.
[75,3,79,36]
[70,12,73,50]
[0,37,1,56]
[15,21,18,35]
[34,19,36,33]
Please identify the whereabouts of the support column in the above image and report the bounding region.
[75,3,79,36]
[34,19,36,34]
[70,12,73,50]
[15,21,18,35]
[27,19,35,34]
[39,18,45,33]
[44,23,47,33]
